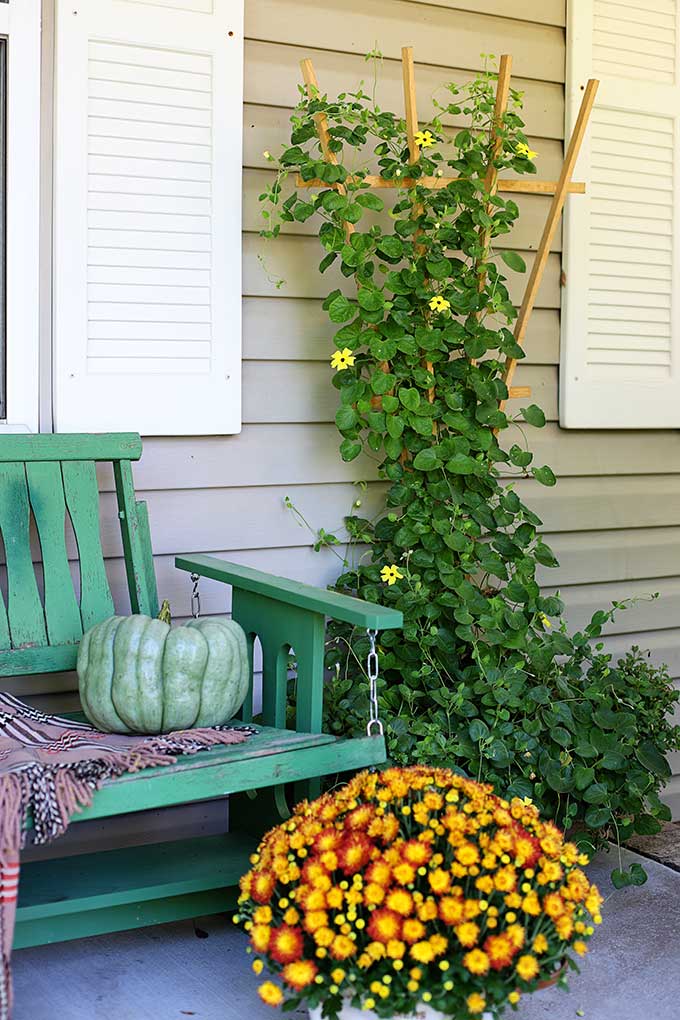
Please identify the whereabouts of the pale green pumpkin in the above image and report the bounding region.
[77,613,250,734]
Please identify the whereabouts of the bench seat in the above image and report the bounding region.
[53,725,387,824]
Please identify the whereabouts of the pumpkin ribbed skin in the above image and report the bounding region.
[77,614,250,734]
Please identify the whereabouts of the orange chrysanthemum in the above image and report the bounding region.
[269,925,304,965]
[439,895,464,926]
[367,908,402,944]
[250,924,271,953]
[402,918,426,944]
[330,934,356,960]
[313,828,343,855]
[251,872,276,904]
[337,833,373,875]
[484,933,517,971]
[282,959,318,990]
[365,860,392,888]
[403,839,432,866]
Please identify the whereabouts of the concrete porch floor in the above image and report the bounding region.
[13,848,680,1020]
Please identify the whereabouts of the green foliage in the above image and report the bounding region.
[260,60,680,850]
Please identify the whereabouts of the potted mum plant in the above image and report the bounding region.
[236,766,603,1019]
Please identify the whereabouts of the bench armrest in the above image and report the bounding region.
[175,554,403,630]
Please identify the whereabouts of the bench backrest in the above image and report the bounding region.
[0,432,158,680]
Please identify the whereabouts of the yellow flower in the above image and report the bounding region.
[380,564,404,586]
[414,130,435,149]
[252,958,264,974]
[258,981,283,1007]
[455,921,480,947]
[508,991,521,1004]
[516,142,538,160]
[410,940,436,964]
[429,295,451,313]
[463,948,490,975]
[516,954,540,981]
[467,992,487,1014]
[330,348,356,372]
[331,968,345,984]
[532,933,549,955]
[573,940,588,956]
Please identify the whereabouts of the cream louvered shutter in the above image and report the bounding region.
[53,0,243,435]
[561,0,680,428]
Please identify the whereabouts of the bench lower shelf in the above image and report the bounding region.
[15,830,255,949]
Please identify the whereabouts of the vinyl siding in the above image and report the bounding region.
[31,0,680,827]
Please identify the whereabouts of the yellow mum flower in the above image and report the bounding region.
[410,940,436,964]
[516,142,539,160]
[414,129,435,148]
[508,990,521,1004]
[330,348,356,371]
[429,295,451,313]
[258,981,283,1007]
[532,933,549,955]
[455,921,480,947]
[463,948,490,975]
[467,992,487,1014]
[516,954,540,981]
[252,958,264,974]
[380,564,404,586]
[573,940,588,956]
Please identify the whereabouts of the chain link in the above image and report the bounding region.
[190,572,201,619]
[366,628,383,737]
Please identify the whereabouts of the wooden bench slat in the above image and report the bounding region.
[62,461,115,629]
[26,462,82,645]
[73,731,386,823]
[18,831,254,919]
[0,464,46,649]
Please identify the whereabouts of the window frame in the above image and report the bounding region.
[0,0,41,432]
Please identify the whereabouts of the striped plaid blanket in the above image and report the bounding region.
[0,692,252,1019]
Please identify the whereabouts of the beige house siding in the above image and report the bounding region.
[27,1,680,827]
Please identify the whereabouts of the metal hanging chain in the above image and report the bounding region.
[190,572,201,619]
[366,628,383,737]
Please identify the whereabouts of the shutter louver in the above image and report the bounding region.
[561,0,680,428]
[53,0,243,435]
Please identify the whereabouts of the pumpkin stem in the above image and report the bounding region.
[158,599,172,625]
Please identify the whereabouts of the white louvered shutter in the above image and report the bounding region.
[561,0,680,427]
[53,0,243,435]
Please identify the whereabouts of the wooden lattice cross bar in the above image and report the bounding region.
[295,48,599,409]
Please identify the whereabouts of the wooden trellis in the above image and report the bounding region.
[297,47,599,413]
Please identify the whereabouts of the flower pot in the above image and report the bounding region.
[308,1004,491,1020]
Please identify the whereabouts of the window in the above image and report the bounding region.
[0,1,41,431]
[561,0,680,428]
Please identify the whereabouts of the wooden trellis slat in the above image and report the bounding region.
[471,53,513,369]
[498,78,600,414]
[300,58,354,241]
[296,175,586,196]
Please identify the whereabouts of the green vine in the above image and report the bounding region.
[260,59,680,877]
